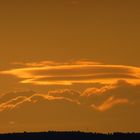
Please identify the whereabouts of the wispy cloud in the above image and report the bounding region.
[0,96,27,112]
[81,85,116,96]
[0,80,139,112]
[0,93,80,112]
[1,60,140,86]
[91,96,129,112]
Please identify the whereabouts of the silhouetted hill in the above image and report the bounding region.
[0,131,140,140]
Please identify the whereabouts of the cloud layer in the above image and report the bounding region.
[1,60,140,86]
[0,80,139,113]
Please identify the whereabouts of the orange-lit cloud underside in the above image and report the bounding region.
[1,60,140,86]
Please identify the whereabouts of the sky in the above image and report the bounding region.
[0,0,140,133]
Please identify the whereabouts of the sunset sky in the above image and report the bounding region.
[0,0,140,133]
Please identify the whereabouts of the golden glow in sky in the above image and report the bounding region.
[0,0,140,133]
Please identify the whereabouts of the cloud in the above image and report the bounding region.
[48,89,80,100]
[0,80,139,113]
[0,93,80,112]
[1,60,140,86]
[91,96,129,112]
[80,80,140,111]
[81,84,116,96]
[0,96,27,112]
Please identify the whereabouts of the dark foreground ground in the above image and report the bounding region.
[0,131,140,140]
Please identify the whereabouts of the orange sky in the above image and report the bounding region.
[0,0,140,133]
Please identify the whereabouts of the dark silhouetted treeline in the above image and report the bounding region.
[0,131,140,140]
